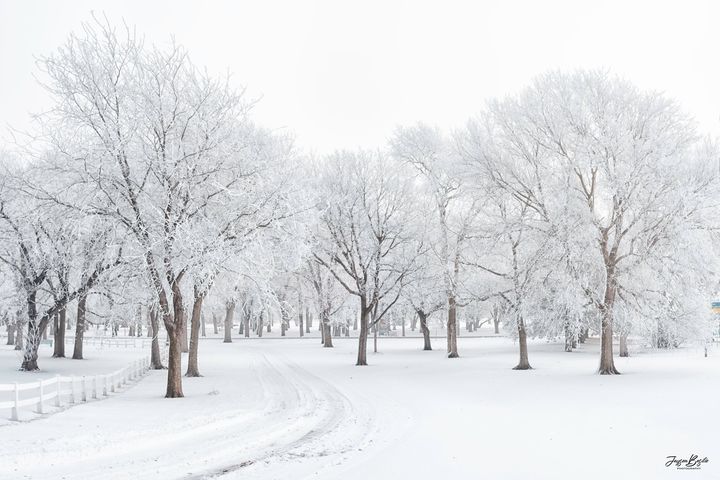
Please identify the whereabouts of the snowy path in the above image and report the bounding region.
[0,343,382,480]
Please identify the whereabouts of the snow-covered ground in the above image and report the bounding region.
[1,336,718,480]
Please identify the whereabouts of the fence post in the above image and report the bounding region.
[81,376,87,402]
[11,383,19,421]
[55,375,61,407]
[70,377,75,404]
[110,373,116,393]
[37,380,44,414]
[92,376,98,399]
[103,375,108,396]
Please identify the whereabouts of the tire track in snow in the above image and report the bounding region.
[194,351,377,479]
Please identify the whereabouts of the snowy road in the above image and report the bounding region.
[0,342,387,480]
[1,337,719,480]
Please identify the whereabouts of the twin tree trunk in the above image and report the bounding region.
[72,294,87,359]
[165,282,185,398]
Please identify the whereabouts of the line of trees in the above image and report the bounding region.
[1,17,718,401]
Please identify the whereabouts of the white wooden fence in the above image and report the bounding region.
[65,337,154,349]
[0,356,150,421]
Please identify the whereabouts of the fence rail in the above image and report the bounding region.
[0,356,150,421]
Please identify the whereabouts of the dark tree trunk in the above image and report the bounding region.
[244,311,250,338]
[401,317,405,337]
[257,311,264,337]
[165,282,185,398]
[53,308,66,358]
[72,294,87,359]
[212,313,219,334]
[223,301,235,343]
[411,313,417,332]
[356,299,370,366]
[513,318,532,370]
[149,306,164,369]
[418,311,432,351]
[447,294,459,358]
[21,291,41,370]
[186,290,204,377]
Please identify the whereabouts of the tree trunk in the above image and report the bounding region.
[598,273,620,374]
[15,318,24,351]
[165,282,185,398]
[513,318,532,370]
[223,301,235,343]
[257,311,264,337]
[323,319,333,348]
[564,322,573,353]
[53,308,66,358]
[298,306,304,337]
[411,313,417,332]
[6,323,14,345]
[619,333,629,357]
[373,322,378,353]
[419,311,432,351]
[166,328,184,397]
[180,308,189,353]
[149,306,164,369]
[212,313,219,334]
[306,308,312,333]
[72,294,87,359]
[186,291,204,377]
[447,294,459,358]
[201,313,206,337]
[244,311,250,338]
[356,300,369,366]
[401,317,405,337]
[21,292,41,370]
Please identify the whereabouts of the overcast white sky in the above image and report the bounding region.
[1,0,719,153]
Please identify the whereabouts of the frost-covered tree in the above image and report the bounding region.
[459,70,719,374]
[313,151,418,365]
